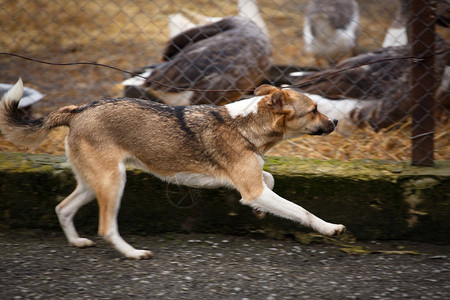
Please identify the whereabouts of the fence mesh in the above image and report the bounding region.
[0,0,449,161]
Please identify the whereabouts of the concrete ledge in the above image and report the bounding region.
[0,153,449,243]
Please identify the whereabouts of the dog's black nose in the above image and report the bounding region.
[332,119,338,127]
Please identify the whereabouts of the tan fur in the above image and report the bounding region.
[0,80,344,259]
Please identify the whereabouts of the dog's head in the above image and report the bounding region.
[254,84,338,138]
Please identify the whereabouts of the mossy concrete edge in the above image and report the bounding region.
[1,152,449,243]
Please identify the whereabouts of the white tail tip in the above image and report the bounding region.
[2,78,24,103]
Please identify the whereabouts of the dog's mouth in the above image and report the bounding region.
[309,129,334,136]
[309,129,326,136]
[308,119,338,136]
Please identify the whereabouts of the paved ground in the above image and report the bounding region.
[1,230,449,300]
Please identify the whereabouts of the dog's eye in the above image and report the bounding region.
[311,107,317,116]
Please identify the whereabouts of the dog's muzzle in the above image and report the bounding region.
[310,118,338,136]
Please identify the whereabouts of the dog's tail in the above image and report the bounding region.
[0,78,78,148]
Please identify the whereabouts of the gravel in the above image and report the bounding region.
[1,230,449,300]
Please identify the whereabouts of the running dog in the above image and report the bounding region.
[0,79,345,259]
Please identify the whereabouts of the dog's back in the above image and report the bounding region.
[66,98,243,178]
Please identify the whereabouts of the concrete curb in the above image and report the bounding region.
[0,153,449,243]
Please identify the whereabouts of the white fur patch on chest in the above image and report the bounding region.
[225,96,264,118]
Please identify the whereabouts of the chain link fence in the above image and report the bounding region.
[0,0,449,162]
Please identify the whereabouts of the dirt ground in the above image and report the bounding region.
[1,230,449,300]
[0,0,449,161]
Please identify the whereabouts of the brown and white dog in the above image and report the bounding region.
[0,79,345,259]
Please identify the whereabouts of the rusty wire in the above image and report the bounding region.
[1,49,449,93]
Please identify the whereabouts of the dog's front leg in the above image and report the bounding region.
[252,171,274,219]
[241,185,346,236]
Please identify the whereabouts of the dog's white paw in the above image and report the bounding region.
[328,224,346,236]
[319,224,346,236]
[69,238,95,248]
[125,249,154,260]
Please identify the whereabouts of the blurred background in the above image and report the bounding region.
[0,0,448,162]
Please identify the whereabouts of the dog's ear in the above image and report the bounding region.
[269,91,295,116]
[269,91,285,111]
[254,84,280,96]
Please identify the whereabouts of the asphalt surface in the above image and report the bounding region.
[0,230,449,300]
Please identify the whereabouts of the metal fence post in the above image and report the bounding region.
[409,0,437,166]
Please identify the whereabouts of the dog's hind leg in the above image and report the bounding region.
[55,178,96,248]
[95,162,153,259]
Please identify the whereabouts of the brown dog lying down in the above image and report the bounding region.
[0,79,345,259]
